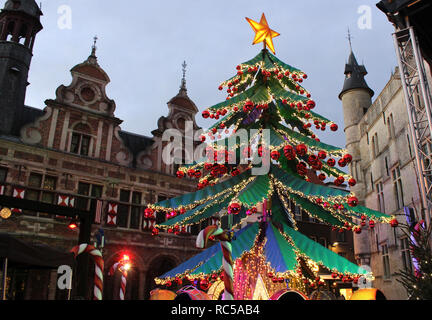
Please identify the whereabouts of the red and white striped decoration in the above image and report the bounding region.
[107,203,118,226]
[58,195,69,206]
[12,187,25,213]
[94,200,103,224]
[13,187,25,199]
[56,195,75,219]
[70,244,104,300]
[143,219,156,230]
[109,262,128,300]
[196,225,234,300]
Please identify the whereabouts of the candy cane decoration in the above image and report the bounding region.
[70,244,104,300]
[109,261,128,300]
[196,225,234,300]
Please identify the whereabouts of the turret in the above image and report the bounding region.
[0,0,43,136]
[339,46,374,267]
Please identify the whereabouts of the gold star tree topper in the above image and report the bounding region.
[245,13,280,54]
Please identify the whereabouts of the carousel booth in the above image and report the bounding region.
[153,223,372,300]
[0,233,74,300]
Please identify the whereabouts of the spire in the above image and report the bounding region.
[338,36,374,100]
[179,60,187,96]
[347,27,353,52]
[91,35,98,57]
[86,35,98,65]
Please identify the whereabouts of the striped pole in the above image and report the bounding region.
[196,225,234,300]
[71,244,104,300]
[109,262,128,300]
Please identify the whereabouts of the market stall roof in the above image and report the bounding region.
[0,233,75,269]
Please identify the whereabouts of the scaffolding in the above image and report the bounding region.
[393,17,432,225]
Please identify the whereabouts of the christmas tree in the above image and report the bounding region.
[396,220,432,300]
[145,14,397,300]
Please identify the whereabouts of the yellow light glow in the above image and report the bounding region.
[0,207,12,219]
[245,13,280,54]
[123,263,131,271]
[311,262,320,273]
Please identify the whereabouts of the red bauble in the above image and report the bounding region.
[354,227,361,234]
[338,158,347,167]
[187,169,195,178]
[202,110,210,118]
[327,158,336,167]
[296,144,308,156]
[283,145,296,160]
[228,203,241,215]
[219,123,225,129]
[282,99,288,105]
[243,100,254,113]
[218,86,223,91]
[369,220,375,228]
[306,100,316,109]
[330,124,338,131]
[258,145,269,158]
[200,279,210,291]
[344,154,353,163]
[194,171,202,179]
[348,178,357,186]
[297,162,308,176]
[204,163,213,171]
[176,170,185,178]
[318,173,326,181]
[390,218,399,228]
[270,150,281,160]
[144,208,154,218]
[318,150,327,160]
[308,154,319,165]
[151,228,159,236]
[348,196,359,207]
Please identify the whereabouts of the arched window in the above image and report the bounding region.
[70,123,92,156]
[144,256,178,299]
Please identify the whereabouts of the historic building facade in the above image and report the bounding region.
[0,0,203,300]
[0,0,358,300]
[339,47,432,299]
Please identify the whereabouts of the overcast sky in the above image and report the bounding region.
[17,0,397,148]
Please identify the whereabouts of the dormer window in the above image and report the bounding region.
[71,133,90,156]
[69,123,92,156]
